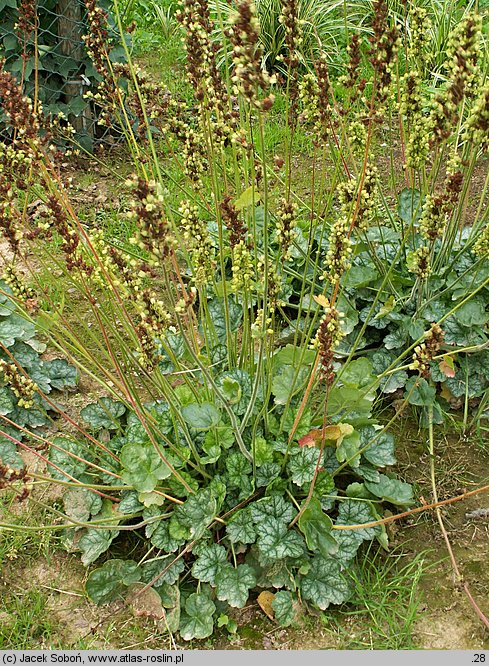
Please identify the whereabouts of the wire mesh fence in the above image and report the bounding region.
[0,0,126,150]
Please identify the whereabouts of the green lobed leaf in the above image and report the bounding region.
[340,358,375,389]
[287,447,321,486]
[272,365,309,405]
[86,559,141,605]
[397,188,422,224]
[226,507,257,544]
[44,359,79,390]
[217,369,251,415]
[0,432,23,469]
[48,437,87,482]
[336,430,361,468]
[0,314,36,347]
[191,543,228,585]
[225,452,252,488]
[257,519,306,560]
[120,442,171,493]
[405,377,436,406]
[300,555,352,610]
[454,299,488,328]
[181,403,221,430]
[359,426,397,467]
[79,528,119,566]
[272,591,297,627]
[149,519,184,553]
[330,530,364,569]
[256,462,281,487]
[0,387,14,416]
[365,474,414,506]
[251,496,295,525]
[180,593,216,641]
[63,488,103,523]
[172,487,219,540]
[298,498,339,557]
[215,563,256,608]
[81,398,126,431]
[336,499,380,541]
[140,556,184,587]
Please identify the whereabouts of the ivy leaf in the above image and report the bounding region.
[251,496,295,525]
[299,498,339,557]
[336,499,380,541]
[191,543,228,585]
[287,447,321,486]
[120,443,171,493]
[215,563,256,608]
[405,377,436,406]
[359,427,396,467]
[257,519,305,560]
[301,556,352,610]
[44,359,79,390]
[181,403,221,430]
[271,591,298,627]
[79,528,119,566]
[81,397,126,431]
[365,474,414,507]
[227,507,256,544]
[86,559,141,605]
[180,593,216,641]
[140,556,184,587]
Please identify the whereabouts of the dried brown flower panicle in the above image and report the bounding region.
[0,462,31,502]
[410,324,445,377]
[368,0,400,117]
[228,0,275,111]
[312,299,344,385]
[430,13,482,145]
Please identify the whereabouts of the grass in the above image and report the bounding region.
[322,546,430,650]
[0,589,57,649]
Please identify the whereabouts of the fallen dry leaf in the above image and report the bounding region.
[257,590,275,621]
[127,583,165,620]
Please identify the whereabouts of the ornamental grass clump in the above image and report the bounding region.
[0,0,488,640]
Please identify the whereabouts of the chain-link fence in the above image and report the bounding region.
[0,0,126,150]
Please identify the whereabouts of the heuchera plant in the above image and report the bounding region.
[0,0,487,640]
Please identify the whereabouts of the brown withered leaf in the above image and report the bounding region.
[299,425,342,448]
[257,590,275,621]
[439,357,456,378]
[127,583,165,620]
